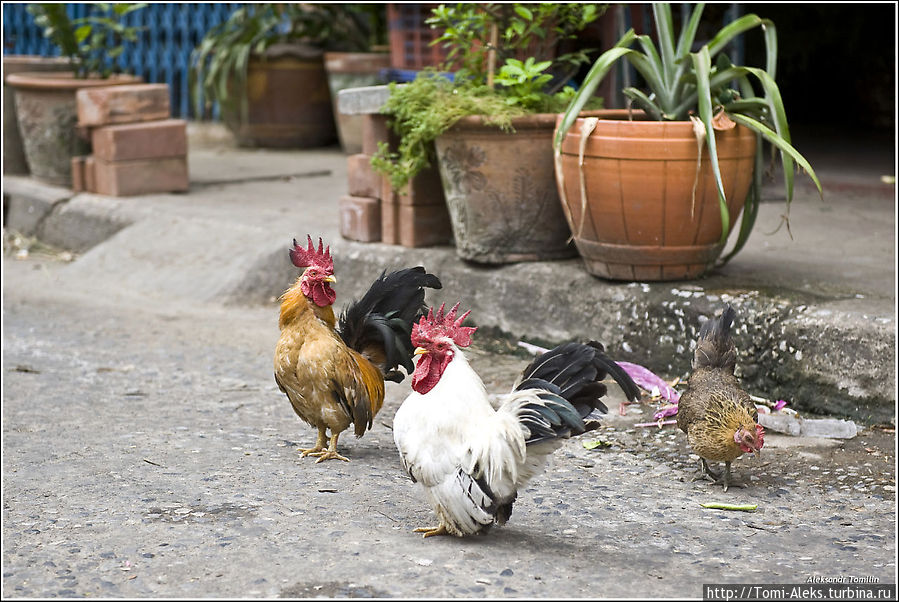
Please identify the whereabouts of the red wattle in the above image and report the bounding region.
[301,279,336,307]
[412,353,448,395]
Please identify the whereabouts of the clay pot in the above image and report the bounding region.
[223,44,336,148]
[554,109,757,281]
[434,113,576,264]
[3,56,70,175]
[6,71,142,187]
[324,51,390,154]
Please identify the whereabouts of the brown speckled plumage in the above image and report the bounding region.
[677,306,760,488]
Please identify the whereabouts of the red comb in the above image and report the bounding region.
[290,235,333,272]
[412,302,477,348]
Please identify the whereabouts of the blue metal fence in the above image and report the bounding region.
[2,3,241,119]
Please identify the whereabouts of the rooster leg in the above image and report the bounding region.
[413,524,449,538]
[300,428,328,457]
[313,432,349,463]
[691,458,721,483]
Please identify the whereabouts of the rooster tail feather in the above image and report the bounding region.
[693,305,738,371]
[587,341,641,402]
[513,342,614,445]
[338,267,441,378]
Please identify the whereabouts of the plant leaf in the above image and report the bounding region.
[691,46,730,244]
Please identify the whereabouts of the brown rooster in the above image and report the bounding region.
[274,235,441,463]
[677,305,764,491]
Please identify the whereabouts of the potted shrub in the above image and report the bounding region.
[372,3,606,264]
[553,3,822,281]
[191,3,378,149]
[6,3,146,187]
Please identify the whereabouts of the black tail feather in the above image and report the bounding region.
[337,267,441,377]
[587,341,641,402]
[514,341,639,445]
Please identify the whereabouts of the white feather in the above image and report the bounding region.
[394,347,561,536]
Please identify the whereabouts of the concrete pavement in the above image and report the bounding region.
[2,123,896,423]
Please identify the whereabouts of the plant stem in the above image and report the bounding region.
[487,22,498,90]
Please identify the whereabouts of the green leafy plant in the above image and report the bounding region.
[554,3,822,265]
[373,3,606,190]
[189,4,387,118]
[27,3,147,79]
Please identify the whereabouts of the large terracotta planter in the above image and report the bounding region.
[223,44,336,148]
[324,51,390,154]
[554,109,757,281]
[3,56,70,175]
[434,113,576,264]
[6,71,142,187]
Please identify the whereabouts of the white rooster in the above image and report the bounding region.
[392,303,640,538]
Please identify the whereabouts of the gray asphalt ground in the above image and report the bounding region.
[2,123,897,598]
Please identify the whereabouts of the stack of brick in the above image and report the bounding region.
[71,83,189,197]
[339,113,453,247]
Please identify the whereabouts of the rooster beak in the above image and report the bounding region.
[413,347,428,356]
[323,275,336,283]
[753,449,761,460]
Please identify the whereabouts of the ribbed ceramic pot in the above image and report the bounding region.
[223,44,336,148]
[554,109,757,281]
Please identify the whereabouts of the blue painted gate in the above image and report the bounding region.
[2,3,241,119]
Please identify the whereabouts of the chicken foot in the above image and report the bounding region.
[691,458,721,483]
[304,431,349,463]
[413,524,449,538]
[718,461,747,493]
[300,428,328,457]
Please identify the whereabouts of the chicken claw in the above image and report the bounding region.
[312,450,349,463]
[305,433,349,463]
[300,429,328,457]
[718,461,747,493]
[691,458,720,483]
[413,525,449,538]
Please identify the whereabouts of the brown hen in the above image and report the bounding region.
[677,305,764,491]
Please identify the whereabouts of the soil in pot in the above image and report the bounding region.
[6,71,143,187]
[555,109,756,281]
[435,113,576,264]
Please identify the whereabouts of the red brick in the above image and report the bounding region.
[381,165,446,206]
[346,153,381,198]
[84,156,96,193]
[382,200,453,247]
[361,114,392,156]
[71,156,86,192]
[91,119,187,162]
[76,83,171,127]
[93,157,189,197]
[339,195,381,242]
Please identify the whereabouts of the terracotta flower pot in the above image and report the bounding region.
[6,71,142,187]
[554,109,757,281]
[435,113,576,264]
[223,44,336,148]
[324,51,390,154]
[3,56,71,176]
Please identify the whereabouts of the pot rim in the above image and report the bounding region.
[5,71,142,90]
[449,109,612,131]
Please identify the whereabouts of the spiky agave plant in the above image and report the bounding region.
[554,3,822,265]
